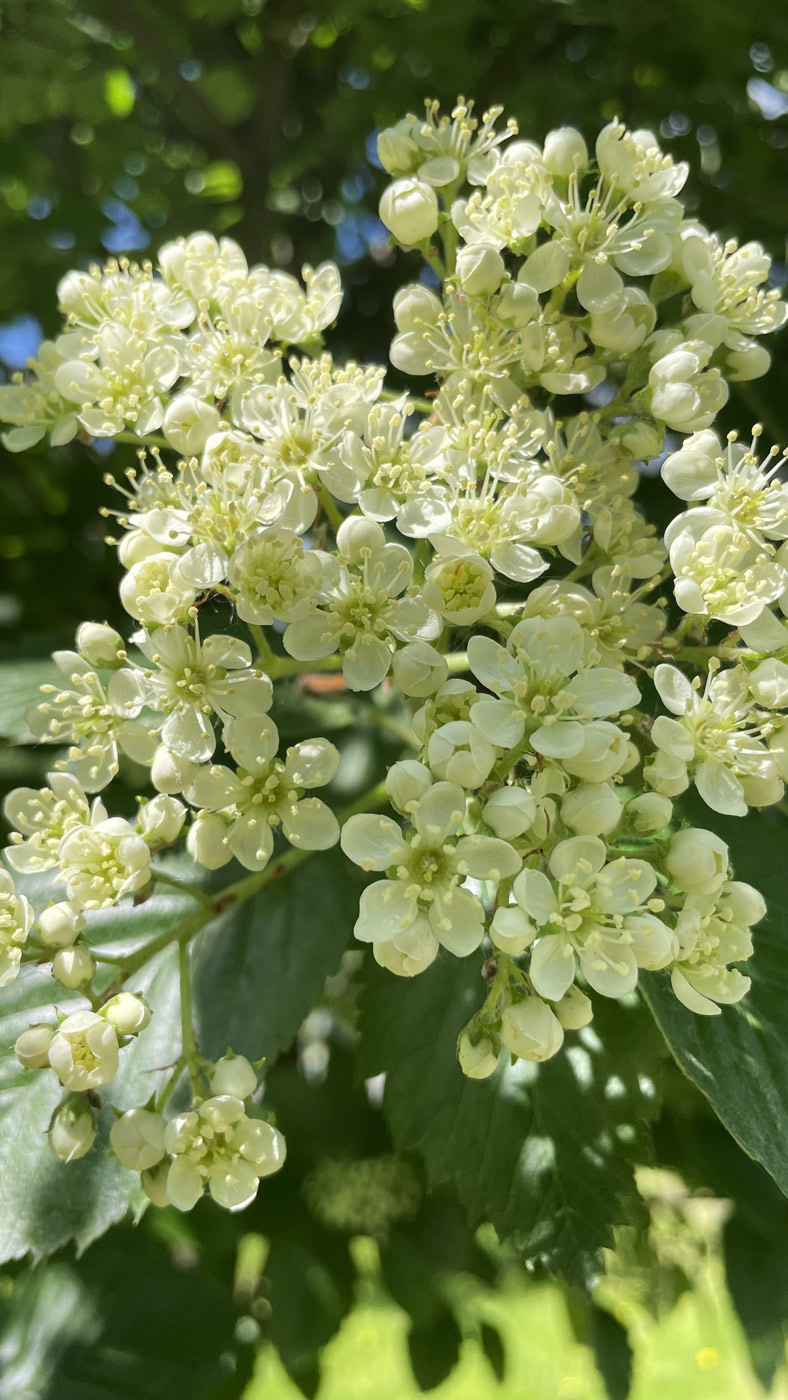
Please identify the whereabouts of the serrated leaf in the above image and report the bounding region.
[358,955,662,1281]
[642,807,788,1201]
[191,851,364,1064]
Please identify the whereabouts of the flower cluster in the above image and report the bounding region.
[2,97,786,1206]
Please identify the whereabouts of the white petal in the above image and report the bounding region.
[340,814,408,871]
[529,935,577,1001]
[429,885,484,956]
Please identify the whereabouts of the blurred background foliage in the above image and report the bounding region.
[2,1,788,1396]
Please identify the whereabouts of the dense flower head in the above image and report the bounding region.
[2,94,787,1198]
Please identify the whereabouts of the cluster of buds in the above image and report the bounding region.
[1,97,786,1204]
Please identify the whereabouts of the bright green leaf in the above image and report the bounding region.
[104,68,135,119]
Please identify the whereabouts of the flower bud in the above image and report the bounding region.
[187,811,233,870]
[748,658,788,710]
[385,759,433,814]
[137,794,187,845]
[666,827,729,894]
[376,121,419,175]
[457,1031,500,1080]
[336,514,384,562]
[163,393,221,455]
[48,1096,96,1163]
[141,1161,171,1207]
[151,745,199,795]
[15,1024,55,1069]
[391,641,448,698]
[455,243,505,296]
[76,622,126,670]
[210,1053,258,1099]
[501,998,564,1062]
[111,1107,167,1171]
[554,986,594,1030]
[38,901,85,949]
[482,786,536,839]
[560,783,621,836]
[102,993,151,1036]
[644,749,690,798]
[427,720,496,788]
[625,792,673,834]
[542,126,588,177]
[379,178,439,245]
[53,946,94,989]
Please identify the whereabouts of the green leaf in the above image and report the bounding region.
[0,658,58,742]
[642,807,788,1201]
[358,956,662,1281]
[0,1221,254,1399]
[0,891,183,1263]
[588,1301,633,1400]
[191,851,364,1065]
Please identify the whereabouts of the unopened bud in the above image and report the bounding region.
[53,946,94,989]
[455,242,505,296]
[38,902,85,949]
[48,1096,96,1163]
[76,622,126,669]
[210,1053,258,1099]
[379,178,439,245]
[457,1030,500,1079]
[15,1024,55,1069]
[138,794,186,845]
[666,827,729,894]
[102,993,151,1036]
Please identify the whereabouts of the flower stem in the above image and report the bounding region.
[318,484,343,532]
[152,869,213,908]
[178,941,202,1090]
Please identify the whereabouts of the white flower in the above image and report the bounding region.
[162,393,222,455]
[163,1096,286,1212]
[500,997,564,1062]
[48,1010,119,1091]
[0,870,33,987]
[665,518,788,626]
[283,519,439,691]
[665,828,729,895]
[57,801,152,909]
[379,178,439,244]
[158,232,247,304]
[670,880,764,1015]
[0,338,79,451]
[422,541,497,626]
[248,261,343,344]
[26,646,156,792]
[54,322,181,438]
[468,615,639,759]
[679,228,787,342]
[341,780,520,963]
[228,527,323,625]
[492,836,672,998]
[185,716,339,871]
[134,626,273,762]
[238,354,384,504]
[119,552,197,627]
[649,663,782,816]
[4,772,90,873]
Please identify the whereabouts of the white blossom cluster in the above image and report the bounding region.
[1,98,786,1183]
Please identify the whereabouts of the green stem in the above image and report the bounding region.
[152,869,212,908]
[318,484,343,532]
[112,431,171,450]
[178,941,202,1090]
